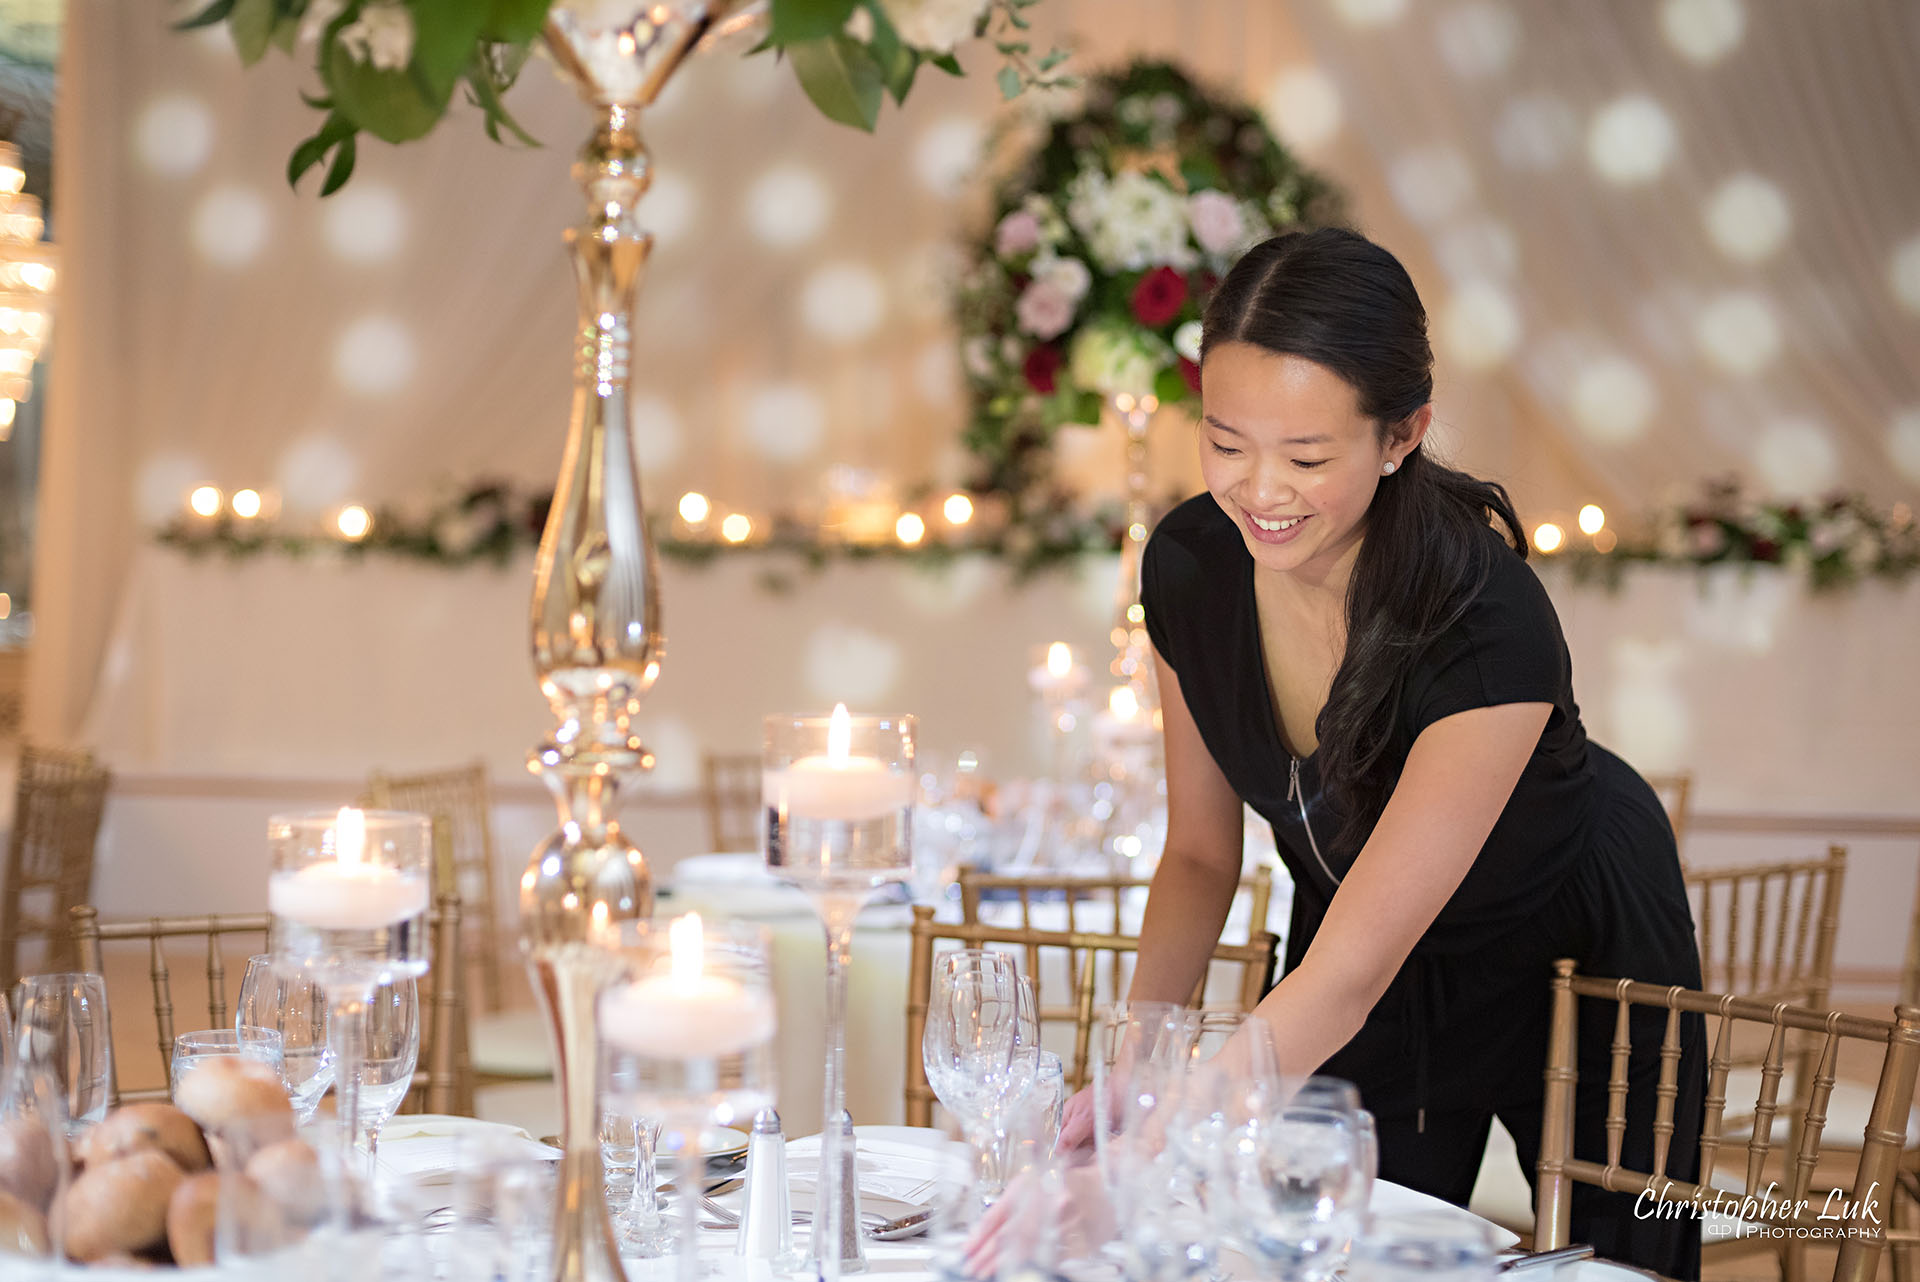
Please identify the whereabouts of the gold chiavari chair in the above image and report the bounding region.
[71,893,472,1116]
[902,904,1278,1126]
[700,752,762,853]
[2,744,112,989]
[364,760,505,1013]
[954,865,1275,1029]
[1535,960,1920,1282]
[1645,771,1695,852]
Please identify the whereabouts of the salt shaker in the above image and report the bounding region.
[809,1109,867,1270]
[737,1107,800,1264]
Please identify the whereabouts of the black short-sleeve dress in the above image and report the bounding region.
[1143,493,1707,1279]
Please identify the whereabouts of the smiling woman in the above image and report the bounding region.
[1065,227,1711,1281]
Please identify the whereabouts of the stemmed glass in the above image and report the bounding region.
[170,1027,285,1100]
[1218,1099,1366,1282]
[599,915,775,1282]
[268,808,431,1176]
[347,979,419,1171]
[237,953,334,1123]
[11,972,112,1135]
[599,1106,672,1257]
[921,951,1040,1201]
[764,704,915,1279]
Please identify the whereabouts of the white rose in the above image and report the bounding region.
[337,1,413,71]
[1187,190,1249,257]
[1032,254,1091,303]
[878,0,991,52]
[1069,321,1168,401]
[1173,320,1203,364]
[1069,169,1196,273]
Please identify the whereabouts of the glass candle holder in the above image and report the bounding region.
[599,915,775,1282]
[764,704,913,1279]
[268,808,430,1174]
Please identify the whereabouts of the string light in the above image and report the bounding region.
[895,512,926,546]
[720,513,752,543]
[231,488,262,519]
[337,505,372,540]
[943,493,974,525]
[1532,522,1565,554]
[1594,529,1619,554]
[1578,504,1605,535]
[677,491,711,524]
[189,486,222,517]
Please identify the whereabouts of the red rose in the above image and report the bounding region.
[1179,357,1201,393]
[1131,267,1188,328]
[1023,344,1064,394]
[1750,538,1781,562]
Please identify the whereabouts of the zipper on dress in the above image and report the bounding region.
[1289,755,1342,888]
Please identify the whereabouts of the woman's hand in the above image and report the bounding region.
[1055,1083,1098,1155]
[962,1163,1118,1278]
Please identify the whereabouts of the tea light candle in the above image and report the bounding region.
[601,914,776,1059]
[267,807,429,931]
[1027,642,1085,697]
[765,703,913,823]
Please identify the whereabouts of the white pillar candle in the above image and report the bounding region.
[764,703,912,822]
[601,914,775,1059]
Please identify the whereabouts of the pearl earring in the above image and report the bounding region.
[1382,460,1397,475]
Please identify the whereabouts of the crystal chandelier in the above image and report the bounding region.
[0,141,53,444]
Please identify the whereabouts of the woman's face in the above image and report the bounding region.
[1198,342,1421,585]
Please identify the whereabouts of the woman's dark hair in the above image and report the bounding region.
[1201,227,1526,853]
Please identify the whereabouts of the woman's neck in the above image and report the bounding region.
[1257,529,1363,616]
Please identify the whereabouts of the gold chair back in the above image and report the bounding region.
[1685,846,1846,1009]
[700,752,762,853]
[1534,960,1920,1282]
[903,904,1278,1126]
[2,744,112,989]
[1644,770,1694,851]
[71,894,471,1116]
[365,760,505,1014]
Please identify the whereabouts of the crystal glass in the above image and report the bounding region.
[1222,1104,1365,1282]
[442,1141,558,1282]
[0,1053,68,1260]
[600,915,775,1282]
[600,1107,672,1256]
[1001,1048,1065,1183]
[237,953,334,1123]
[214,1122,377,1270]
[764,704,914,1279]
[1354,1109,1379,1216]
[11,972,111,1134]
[268,808,430,1174]
[170,1027,285,1100]
[1348,1213,1498,1282]
[1089,1000,1200,1179]
[922,952,1040,1201]
[344,979,419,1172]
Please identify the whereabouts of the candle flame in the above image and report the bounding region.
[669,912,704,987]
[1109,686,1139,721]
[827,702,851,766]
[1046,642,1073,679]
[335,806,365,867]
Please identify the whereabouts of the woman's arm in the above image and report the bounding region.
[1125,644,1249,1006]
[1253,700,1552,1077]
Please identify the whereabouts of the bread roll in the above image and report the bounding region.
[244,1138,326,1224]
[77,1103,211,1174]
[173,1057,295,1161]
[165,1171,221,1267]
[0,1117,59,1213]
[56,1149,182,1262]
[0,1187,49,1257]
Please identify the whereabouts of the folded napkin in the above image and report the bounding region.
[375,1114,563,1185]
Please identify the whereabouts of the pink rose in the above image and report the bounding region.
[1015,279,1076,341]
[995,209,1043,258]
[1187,190,1247,256]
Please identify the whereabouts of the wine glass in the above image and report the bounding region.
[11,972,111,1135]
[237,953,334,1123]
[1222,1103,1365,1282]
[345,979,419,1172]
[921,951,1039,1200]
[170,1027,285,1100]
[764,705,913,1279]
[0,1052,68,1260]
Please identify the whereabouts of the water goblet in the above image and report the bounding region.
[238,953,334,1123]
[764,704,914,1278]
[600,914,775,1282]
[921,952,1039,1202]
[11,972,111,1135]
[268,807,430,1176]
[170,1027,285,1101]
[345,979,419,1172]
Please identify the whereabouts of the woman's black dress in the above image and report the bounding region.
[1142,494,1707,1280]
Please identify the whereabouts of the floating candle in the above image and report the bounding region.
[764,703,913,823]
[600,913,776,1059]
[267,806,429,931]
